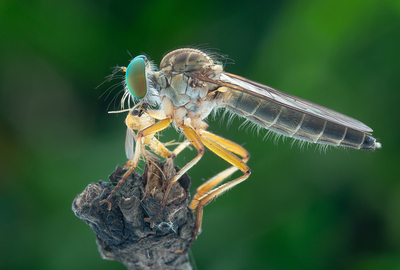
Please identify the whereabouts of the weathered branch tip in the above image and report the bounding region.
[72,159,194,270]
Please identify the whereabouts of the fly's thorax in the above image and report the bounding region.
[156,68,217,108]
[184,96,217,120]
[184,117,209,130]
[161,97,174,117]
[173,106,188,127]
[161,96,191,127]
[171,73,188,89]
[154,49,226,126]
[153,49,224,109]
[153,71,167,88]
[163,86,191,107]
[188,111,203,130]
[192,99,216,119]
[160,48,215,75]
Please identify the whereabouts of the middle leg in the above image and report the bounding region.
[179,133,251,253]
[189,130,250,209]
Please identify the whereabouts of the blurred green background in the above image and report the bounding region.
[1,0,399,269]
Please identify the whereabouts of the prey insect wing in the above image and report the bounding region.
[125,127,135,160]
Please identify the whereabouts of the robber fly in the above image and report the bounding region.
[102,48,381,253]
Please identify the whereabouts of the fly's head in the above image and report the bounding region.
[123,55,160,107]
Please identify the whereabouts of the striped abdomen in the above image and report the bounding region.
[224,90,379,150]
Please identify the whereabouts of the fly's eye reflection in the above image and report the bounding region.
[125,56,147,99]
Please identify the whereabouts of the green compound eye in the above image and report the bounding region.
[125,56,147,99]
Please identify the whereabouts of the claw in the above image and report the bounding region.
[143,217,155,228]
[99,198,112,210]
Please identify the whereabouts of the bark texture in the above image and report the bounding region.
[72,159,194,270]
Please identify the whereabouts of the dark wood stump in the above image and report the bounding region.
[72,159,194,270]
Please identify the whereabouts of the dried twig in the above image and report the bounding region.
[72,159,194,270]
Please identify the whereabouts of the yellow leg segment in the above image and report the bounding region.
[178,132,251,254]
[201,131,250,160]
[189,167,238,209]
[189,171,250,246]
[146,137,173,158]
[189,131,250,209]
[172,140,191,157]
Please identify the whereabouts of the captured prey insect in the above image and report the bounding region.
[102,47,381,253]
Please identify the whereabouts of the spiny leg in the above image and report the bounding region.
[145,124,205,226]
[189,130,250,210]
[100,118,173,210]
[172,140,191,156]
[124,109,185,168]
[189,167,238,209]
[140,137,191,178]
[131,109,191,160]
[178,134,251,254]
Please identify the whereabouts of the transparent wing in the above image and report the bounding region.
[193,72,373,133]
[125,127,135,160]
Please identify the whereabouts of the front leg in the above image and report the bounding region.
[100,118,173,210]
